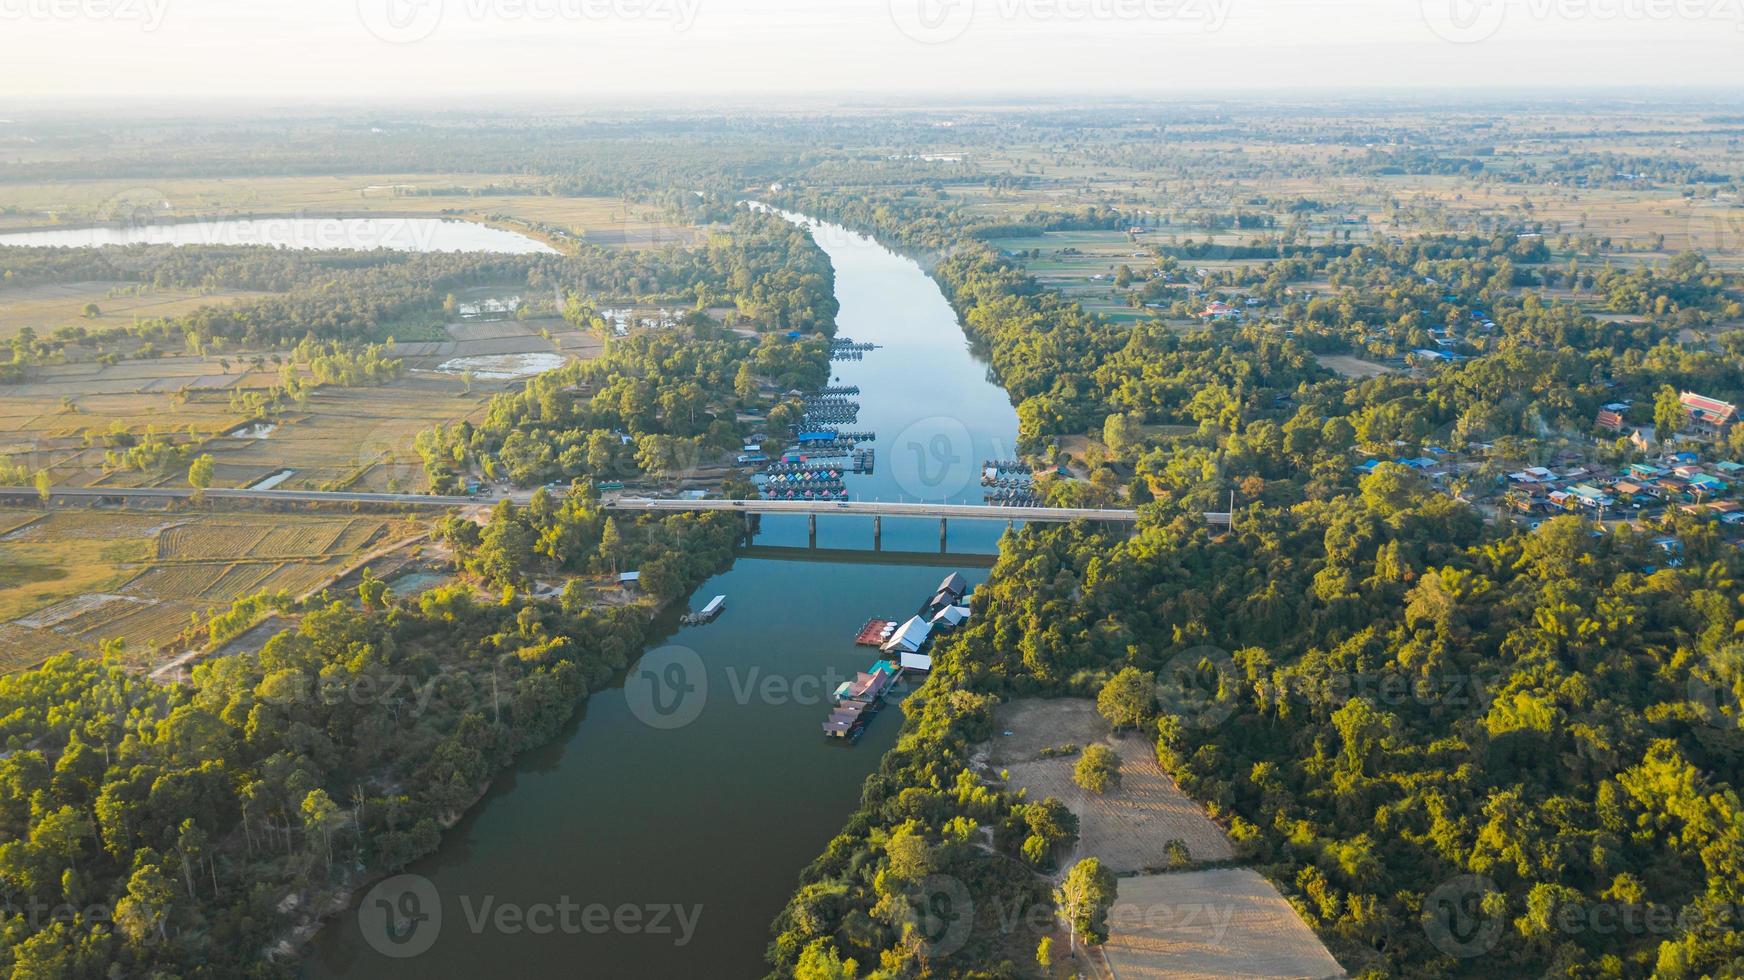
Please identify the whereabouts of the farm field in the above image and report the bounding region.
[1100,869,1346,980]
[0,174,698,248]
[0,317,599,491]
[0,280,277,341]
[0,509,423,670]
[1316,354,1397,379]
[979,699,1234,873]
[985,230,1161,323]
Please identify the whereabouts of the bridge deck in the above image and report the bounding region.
[0,486,1142,523]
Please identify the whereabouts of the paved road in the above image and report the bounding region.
[607,496,1140,523]
[0,485,1142,523]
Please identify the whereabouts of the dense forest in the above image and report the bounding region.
[762,191,1744,978]
[0,204,839,977]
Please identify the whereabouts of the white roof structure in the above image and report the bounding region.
[929,605,970,628]
[881,615,932,654]
[900,651,933,672]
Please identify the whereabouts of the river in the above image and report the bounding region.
[304,214,1020,978]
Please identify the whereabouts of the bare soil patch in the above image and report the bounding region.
[1102,868,1345,980]
[982,699,1234,873]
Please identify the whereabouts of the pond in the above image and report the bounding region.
[0,217,557,254]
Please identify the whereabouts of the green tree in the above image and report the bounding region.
[1096,666,1154,731]
[734,361,759,401]
[1055,857,1117,953]
[1654,384,1683,442]
[795,940,858,980]
[114,857,174,943]
[1073,743,1121,794]
[187,454,215,490]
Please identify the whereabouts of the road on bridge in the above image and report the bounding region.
[0,486,1146,524]
[606,496,1140,523]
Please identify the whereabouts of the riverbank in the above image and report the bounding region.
[304,212,1023,977]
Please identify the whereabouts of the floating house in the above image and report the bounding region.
[882,616,932,655]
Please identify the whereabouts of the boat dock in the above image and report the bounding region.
[854,618,899,646]
[680,594,726,625]
[823,658,897,741]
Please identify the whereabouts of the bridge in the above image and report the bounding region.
[0,485,1140,522]
[0,485,1146,549]
[608,496,1141,549]
[606,496,1137,523]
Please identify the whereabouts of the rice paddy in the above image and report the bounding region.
[0,509,418,670]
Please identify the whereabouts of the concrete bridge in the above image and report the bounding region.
[606,496,1142,548]
[0,486,1147,549]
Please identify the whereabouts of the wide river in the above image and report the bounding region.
[304,214,1021,978]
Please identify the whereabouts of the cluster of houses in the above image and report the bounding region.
[1499,393,1744,525]
[879,572,973,673]
[1507,454,1744,523]
[1595,392,1739,449]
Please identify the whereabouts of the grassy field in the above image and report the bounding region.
[0,174,697,248]
[0,509,421,670]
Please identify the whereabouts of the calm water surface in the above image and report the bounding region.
[305,214,1019,979]
[0,217,556,253]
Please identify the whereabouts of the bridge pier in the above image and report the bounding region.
[939,517,947,552]
[873,515,881,551]
[808,512,817,548]
[744,511,759,544]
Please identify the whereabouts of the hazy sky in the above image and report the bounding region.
[2,0,1740,102]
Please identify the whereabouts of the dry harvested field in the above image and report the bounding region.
[980,699,1234,873]
[1101,869,1345,980]
[0,280,276,341]
[1316,354,1397,379]
[0,509,420,670]
[0,174,698,248]
[0,314,604,492]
